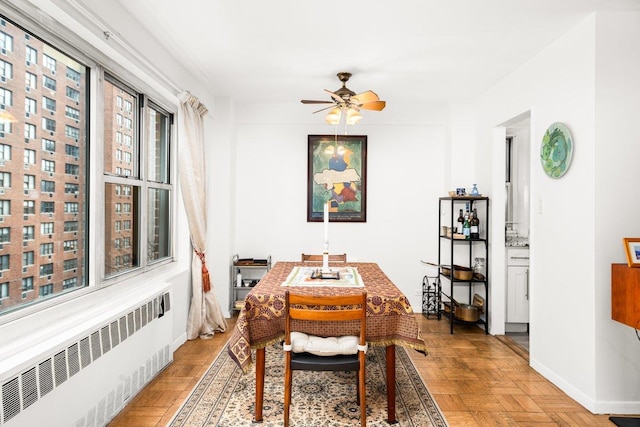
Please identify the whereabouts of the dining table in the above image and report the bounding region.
[226,261,427,424]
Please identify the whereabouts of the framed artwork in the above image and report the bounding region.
[623,238,640,267]
[307,135,367,222]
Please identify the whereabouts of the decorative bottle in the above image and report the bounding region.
[470,208,480,239]
[463,215,471,240]
[456,209,464,234]
[471,184,479,196]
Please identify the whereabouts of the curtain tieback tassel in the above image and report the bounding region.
[195,250,211,293]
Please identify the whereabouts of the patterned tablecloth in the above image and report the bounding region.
[227,261,427,372]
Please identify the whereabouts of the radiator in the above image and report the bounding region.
[0,291,173,426]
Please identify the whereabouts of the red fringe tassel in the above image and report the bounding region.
[195,250,211,293]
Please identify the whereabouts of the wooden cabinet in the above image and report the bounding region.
[506,248,529,323]
[611,263,640,329]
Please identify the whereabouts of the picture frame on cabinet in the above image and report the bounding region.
[622,238,640,267]
[307,134,367,223]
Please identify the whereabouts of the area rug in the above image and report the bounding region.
[169,343,448,426]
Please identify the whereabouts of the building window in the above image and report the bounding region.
[42,53,56,73]
[0,171,10,188]
[41,222,53,234]
[43,96,55,112]
[25,46,36,65]
[22,251,34,267]
[41,180,54,193]
[0,13,173,316]
[0,282,8,300]
[0,143,10,160]
[39,284,53,297]
[0,59,11,81]
[0,227,9,243]
[23,226,34,241]
[22,277,33,292]
[0,199,10,215]
[42,138,55,152]
[40,244,53,256]
[40,201,54,213]
[23,200,35,215]
[0,88,12,107]
[43,75,56,91]
[0,254,9,271]
[25,97,36,115]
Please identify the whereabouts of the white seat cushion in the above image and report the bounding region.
[290,332,359,356]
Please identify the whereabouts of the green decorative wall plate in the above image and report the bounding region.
[540,122,573,178]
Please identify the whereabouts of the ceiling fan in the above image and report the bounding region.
[301,72,386,125]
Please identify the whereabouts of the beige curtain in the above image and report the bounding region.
[178,91,227,339]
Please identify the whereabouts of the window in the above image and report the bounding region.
[65,106,79,120]
[43,96,55,112]
[22,277,33,292]
[0,254,9,271]
[0,171,9,188]
[42,138,55,152]
[43,75,56,91]
[42,159,55,173]
[63,240,77,251]
[41,222,53,234]
[66,66,80,84]
[42,53,56,73]
[65,183,78,194]
[22,251,34,267]
[39,263,53,275]
[41,180,55,193]
[25,72,36,91]
[25,46,36,64]
[40,201,54,213]
[66,86,80,102]
[0,143,10,160]
[0,282,7,300]
[39,244,53,256]
[23,226,34,241]
[0,59,12,80]
[24,149,35,165]
[0,31,13,53]
[0,199,9,215]
[25,123,36,141]
[24,175,35,190]
[0,14,173,316]
[0,88,12,107]
[0,227,9,243]
[65,144,79,157]
[25,97,36,115]
[23,200,35,215]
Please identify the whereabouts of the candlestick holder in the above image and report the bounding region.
[322,241,330,273]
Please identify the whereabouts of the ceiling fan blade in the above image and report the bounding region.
[312,105,338,114]
[324,89,345,103]
[351,90,379,105]
[359,100,386,111]
[301,100,334,104]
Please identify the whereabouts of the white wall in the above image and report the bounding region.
[476,12,640,414]
[226,102,448,314]
[593,11,640,411]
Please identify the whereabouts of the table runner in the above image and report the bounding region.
[228,262,427,373]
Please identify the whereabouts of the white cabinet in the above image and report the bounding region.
[230,255,271,312]
[506,248,529,323]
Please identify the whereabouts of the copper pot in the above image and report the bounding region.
[440,264,474,280]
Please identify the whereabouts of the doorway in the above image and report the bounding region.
[504,114,531,352]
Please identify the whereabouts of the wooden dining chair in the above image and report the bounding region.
[300,253,347,263]
[283,291,367,427]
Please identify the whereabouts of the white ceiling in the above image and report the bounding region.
[111,0,640,108]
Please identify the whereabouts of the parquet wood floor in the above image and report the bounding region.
[108,315,619,426]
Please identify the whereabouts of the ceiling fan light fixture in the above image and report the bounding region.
[325,107,341,125]
[346,108,362,125]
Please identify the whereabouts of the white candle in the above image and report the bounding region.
[323,201,329,243]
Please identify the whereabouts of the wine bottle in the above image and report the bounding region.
[470,208,480,239]
[456,209,464,234]
[463,215,471,239]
